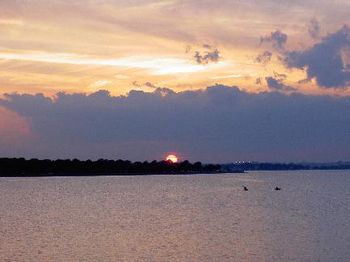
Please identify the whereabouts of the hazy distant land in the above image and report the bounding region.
[222,162,350,172]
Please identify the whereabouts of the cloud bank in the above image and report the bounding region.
[1,86,350,162]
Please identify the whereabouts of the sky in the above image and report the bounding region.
[0,0,350,162]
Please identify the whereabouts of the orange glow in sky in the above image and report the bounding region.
[0,1,349,96]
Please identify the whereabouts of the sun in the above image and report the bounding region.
[166,154,178,163]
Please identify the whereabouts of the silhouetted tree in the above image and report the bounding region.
[0,158,224,176]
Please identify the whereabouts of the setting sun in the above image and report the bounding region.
[166,154,178,163]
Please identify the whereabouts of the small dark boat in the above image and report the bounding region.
[243,186,248,191]
[275,187,281,191]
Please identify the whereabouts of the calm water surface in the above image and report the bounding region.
[1,171,350,261]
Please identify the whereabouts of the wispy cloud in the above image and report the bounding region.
[260,30,288,50]
[0,51,225,75]
[308,18,321,39]
[211,74,243,80]
[255,51,273,64]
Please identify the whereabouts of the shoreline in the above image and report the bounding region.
[0,170,245,178]
[3,168,350,178]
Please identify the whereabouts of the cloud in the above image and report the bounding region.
[273,71,287,79]
[308,18,321,39]
[255,51,273,64]
[284,25,350,88]
[144,82,160,89]
[1,85,350,162]
[132,81,142,87]
[153,87,175,97]
[260,30,288,50]
[202,44,213,49]
[193,45,221,64]
[90,80,111,88]
[259,25,350,89]
[265,77,296,92]
[256,78,263,85]
[132,81,170,92]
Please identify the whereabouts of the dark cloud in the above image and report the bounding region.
[152,87,175,96]
[143,82,169,90]
[298,78,311,84]
[1,85,350,162]
[193,45,221,64]
[132,81,166,90]
[132,81,141,87]
[260,25,350,89]
[194,49,220,64]
[260,30,288,50]
[144,81,156,88]
[308,18,321,39]
[265,72,294,91]
[284,25,350,88]
[255,51,273,64]
[265,77,296,92]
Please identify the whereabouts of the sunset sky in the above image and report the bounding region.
[1,0,350,162]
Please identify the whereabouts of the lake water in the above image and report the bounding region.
[1,171,350,261]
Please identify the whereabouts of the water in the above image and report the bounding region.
[1,170,350,261]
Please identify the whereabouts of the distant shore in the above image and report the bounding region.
[222,162,350,172]
[1,158,349,177]
[0,170,246,178]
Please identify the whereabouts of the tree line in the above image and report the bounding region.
[0,158,222,176]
